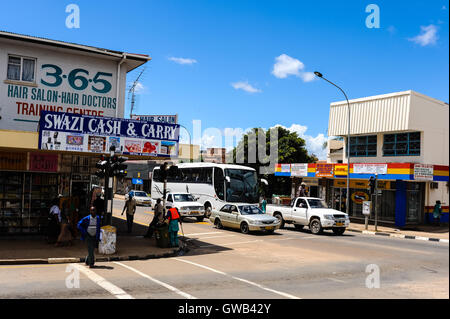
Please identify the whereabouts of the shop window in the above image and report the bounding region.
[383,132,420,156]
[349,135,377,157]
[7,55,36,83]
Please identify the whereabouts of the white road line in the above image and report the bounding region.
[183,232,223,236]
[113,262,196,299]
[327,277,346,283]
[199,240,262,248]
[71,263,134,299]
[187,235,236,241]
[174,258,300,299]
[415,236,429,241]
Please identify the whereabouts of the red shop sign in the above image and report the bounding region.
[30,153,58,172]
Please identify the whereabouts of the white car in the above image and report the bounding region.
[266,197,350,235]
[125,190,152,207]
[165,193,206,222]
[210,204,280,234]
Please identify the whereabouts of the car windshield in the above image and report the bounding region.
[238,205,264,215]
[134,192,148,197]
[225,169,259,203]
[173,194,195,202]
[307,199,328,209]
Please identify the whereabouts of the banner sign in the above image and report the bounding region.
[414,164,434,181]
[132,178,143,185]
[291,163,308,177]
[131,114,177,124]
[38,111,180,157]
[280,164,291,173]
[353,163,387,175]
[315,163,334,177]
[30,153,58,172]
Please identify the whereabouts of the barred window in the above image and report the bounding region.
[7,55,36,82]
[383,132,420,156]
[349,135,377,157]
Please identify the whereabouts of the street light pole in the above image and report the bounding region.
[179,124,193,163]
[314,71,351,216]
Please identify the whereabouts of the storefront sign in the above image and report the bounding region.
[351,191,369,204]
[414,164,434,181]
[38,111,180,157]
[291,163,308,177]
[132,178,143,185]
[315,164,334,177]
[362,201,371,215]
[353,163,387,175]
[131,114,177,124]
[280,164,291,173]
[0,152,27,170]
[30,153,58,172]
[334,164,348,176]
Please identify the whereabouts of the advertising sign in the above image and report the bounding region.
[30,153,58,172]
[132,178,143,185]
[291,163,308,177]
[38,111,180,157]
[353,163,387,175]
[131,114,178,124]
[362,201,371,215]
[351,191,370,204]
[280,164,291,173]
[414,164,434,181]
[315,163,334,177]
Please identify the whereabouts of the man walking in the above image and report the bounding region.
[77,206,101,268]
[92,192,105,224]
[145,198,164,238]
[122,193,136,233]
[433,200,442,226]
[166,207,182,247]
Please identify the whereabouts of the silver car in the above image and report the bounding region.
[210,204,280,234]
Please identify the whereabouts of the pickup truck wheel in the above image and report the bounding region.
[294,224,304,231]
[240,222,249,234]
[332,228,346,236]
[309,219,323,235]
[214,218,223,229]
[274,213,285,229]
[196,216,204,222]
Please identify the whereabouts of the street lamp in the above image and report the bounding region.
[314,71,351,216]
[179,124,193,163]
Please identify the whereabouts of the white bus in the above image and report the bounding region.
[151,163,263,217]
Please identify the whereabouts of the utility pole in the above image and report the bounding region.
[374,173,378,231]
[128,67,145,118]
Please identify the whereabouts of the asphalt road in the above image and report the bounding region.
[0,200,448,299]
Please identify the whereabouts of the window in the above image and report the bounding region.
[296,199,307,208]
[213,167,225,200]
[383,132,420,156]
[220,205,231,212]
[167,194,173,202]
[349,135,377,157]
[7,55,36,82]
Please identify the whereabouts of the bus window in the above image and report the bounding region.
[214,167,225,200]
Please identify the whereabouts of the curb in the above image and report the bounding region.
[0,247,188,266]
[347,228,449,244]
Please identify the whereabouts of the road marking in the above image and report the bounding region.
[113,262,196,299]
[71,263,133,299]
[174,258,300,299]
[415,236,429,241]
[183,232,223,236]
[327,277,346,283]
[0,264,62,269]
[199,240,262,248]
[186,235,236,241]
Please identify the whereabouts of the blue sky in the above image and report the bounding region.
[1,0,448,159]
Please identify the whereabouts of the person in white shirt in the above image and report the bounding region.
[47,198,61,244]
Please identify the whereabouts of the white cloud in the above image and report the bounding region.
[387,25,396,35]
[442,5,447,10]
[408,24,438,46]
[274,124,328,160]
[231,81,262,93]
[168,57,198,65]
[271,54,316,82]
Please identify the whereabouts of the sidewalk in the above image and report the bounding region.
[347,222,449,241]
[0,216,182,265]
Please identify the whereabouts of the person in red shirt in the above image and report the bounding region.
[166,207,182,247]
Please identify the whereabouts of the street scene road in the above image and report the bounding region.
[1,200,448,299]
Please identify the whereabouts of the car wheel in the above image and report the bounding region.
[196,216,204,222]
[294,224,304,231]
[274,213,285,229]
[214,218,223,229]
[266,229,275,235]
[240,222,249,234]
[309,218,323,235]
[205,205,212,218]
[332,228,346,236]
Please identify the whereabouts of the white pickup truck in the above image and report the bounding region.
[165,192,206,222]
[266,197,350,235]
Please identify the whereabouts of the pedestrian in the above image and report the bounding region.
[47,198,61,244]
[166,206,182,247]
[261,196,267,213]
[122,193,136,233]
[93,192,105,224]
[56,214,73,247]
[433,200,442,226]
[77,206,102,268]
[299,182,308,197]
[145,198,164,238]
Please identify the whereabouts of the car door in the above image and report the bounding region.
[218,205,230,226]
[228,205,240,229]
[293,198,308,224]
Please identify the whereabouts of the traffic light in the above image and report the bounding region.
[111,155,128,177]
[95,157,108,178]
[160,162,169,180]
[368,176,376,195]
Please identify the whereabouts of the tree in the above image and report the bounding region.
[230,126,317,198]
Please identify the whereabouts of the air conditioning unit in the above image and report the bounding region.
[430,182,439,189]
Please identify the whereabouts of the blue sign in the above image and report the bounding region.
[38,111,180,157]
[132,178,143,185]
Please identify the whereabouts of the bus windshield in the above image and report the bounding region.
[225,169,258,203]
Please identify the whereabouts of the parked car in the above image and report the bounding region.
[210,204,280,234]
[165,192,206,222]
[266,197,350,235]
[125,190,152,207]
